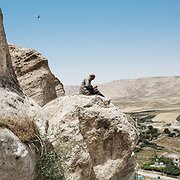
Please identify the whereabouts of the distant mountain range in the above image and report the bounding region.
[65,76,180,111]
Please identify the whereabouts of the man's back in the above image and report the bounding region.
[79,78,92,95]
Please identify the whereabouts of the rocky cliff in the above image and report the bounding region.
[9,44,65,106]
[0,9,48,180]
[0,9,22,94]
[0,8,138,180]
[43,95,138,180]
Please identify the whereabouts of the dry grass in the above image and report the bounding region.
[136,147,173,168]
[0,115,39,142]
[153,136,180,153]
[136,148,157,167]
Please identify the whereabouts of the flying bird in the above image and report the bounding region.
[37,15,40,18]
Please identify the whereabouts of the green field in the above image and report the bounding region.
[126,109,180,170]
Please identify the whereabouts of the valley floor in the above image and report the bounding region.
[114,101,180,179]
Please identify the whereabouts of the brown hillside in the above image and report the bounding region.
[65,76,180,110]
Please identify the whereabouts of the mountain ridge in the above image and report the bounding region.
[65,76,180,110]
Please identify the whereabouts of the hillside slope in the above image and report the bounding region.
[65,76,180,110]
[98,76,180,100]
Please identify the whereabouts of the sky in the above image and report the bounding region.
[1,0,180,85]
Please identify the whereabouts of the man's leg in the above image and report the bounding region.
[93,89,105,97]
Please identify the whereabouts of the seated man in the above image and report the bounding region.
[79,74,104,97]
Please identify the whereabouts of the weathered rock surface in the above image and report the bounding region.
[0,64,48,179]
[9,44,65,106]
[0,9,48,180]
[0,7,138,180]
[0,128,37,180]
[0,88,48,139]
[0,9,22,95]
[43,95,138,180]
[0,88,48,180]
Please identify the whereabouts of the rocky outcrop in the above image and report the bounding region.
[0,8,138,180]
[0,9,22,95]
[0,9,48,180]
[9,44,65,106]
[43,95,138,180]
[0,128,37,180]
[0,88,48,180]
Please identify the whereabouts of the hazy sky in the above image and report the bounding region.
[1,0,180,85]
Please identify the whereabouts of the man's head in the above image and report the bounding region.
[89,74,95,80]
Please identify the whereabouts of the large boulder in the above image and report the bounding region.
[9,44,65,106]
[43,95,138,180]
[0,88,47,141]
[0,128,37,180]
[0,88,48,180]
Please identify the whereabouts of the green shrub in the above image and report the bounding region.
[164,128,170,134]
[38,149,64,180]
[34,135,64,180]
[139,124,146,130]
[142,163,163,173]
[158,157,173,165]
[147,126,158,136]
[176,115,180,122]
[151,128,158,135]
[134,147,141,153]
[142,157,180,176]
[168,133,176,137]
[173,129,180,133]
[164,165,180,176]
[148,125,153,131]
[141,134,151,140]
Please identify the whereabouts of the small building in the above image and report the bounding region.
[161,153,180,167]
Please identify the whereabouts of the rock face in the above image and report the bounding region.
[9,44,65,106]
[0,8,138,180]
[0,128,37,180]
[0,9,48,180]
[0,88,48,180]
[0,9,22,94]
[43,95,138,180]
